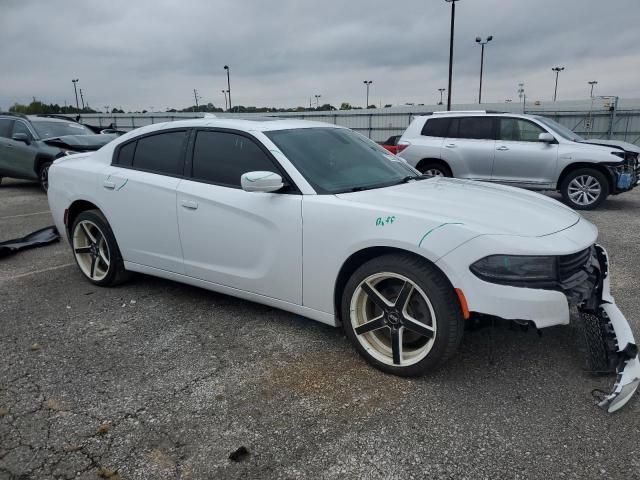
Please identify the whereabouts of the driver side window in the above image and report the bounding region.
[499,118,546,142]
[12,121,32,138]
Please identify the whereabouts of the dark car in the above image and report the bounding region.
[379,135,401,154]
[0,113,117,190]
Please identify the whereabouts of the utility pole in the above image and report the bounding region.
[72,79,80,110]
[315,94,321,108]
[552,66,565,102]
[445,0,459,111]
[363,80,373,108]
[438,88,445,105]
[193,89,200,111]
[518,83,525,113]
[224,65,232,112]
[222,90,228,110]
[475,35,493,104]
[79,88,85,110]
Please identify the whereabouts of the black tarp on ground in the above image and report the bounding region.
[0,226,60,258]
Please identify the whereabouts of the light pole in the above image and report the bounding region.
[72,79,80,110]
[518,82,526,113]
[445,0,459,111]
[79,88,85,110]
[314,94,321,108]
[438,88,445,105]
[193,89,201,112]
[223,65,232,112]
[363,80,373,108]
[552,66,565,102]
[222,90,228,110]
[588,80,598,98]
[475,35,493,104]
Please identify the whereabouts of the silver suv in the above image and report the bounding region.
[397,111,639,210]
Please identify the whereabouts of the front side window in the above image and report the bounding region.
[450,117,495,140]
[265,127,417,194]
[191,131,276,187]
[499,118,546,142]
[12,121,32,138]
[132,130,187,175]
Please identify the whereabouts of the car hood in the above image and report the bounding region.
[43,134,117,151]
[580,139,640,154]
[336,177,580,237]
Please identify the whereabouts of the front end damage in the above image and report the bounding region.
[570,245,640,412]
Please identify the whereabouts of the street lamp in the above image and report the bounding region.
[552,66,565,102]
[363,80,373,108]
[438,88,446,105]
[475,35,493,104]
[79,88,85,110]
[222,90,228,110]
[314,94,321,108]
[445,0,460,111]
[588,80,598,98]
[71,79,80,110]
[223,65,232,111]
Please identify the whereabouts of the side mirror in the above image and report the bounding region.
[538,132,555,143]
[12,133,31,145]
[241,171,284,193]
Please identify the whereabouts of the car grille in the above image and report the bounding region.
[558,247,593,283]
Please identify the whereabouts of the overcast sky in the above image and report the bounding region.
[1,0,639,111]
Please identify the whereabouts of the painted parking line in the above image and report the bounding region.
[0,262,75,282]
[0,211,51,220]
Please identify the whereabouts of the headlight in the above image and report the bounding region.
[470,255,557,286]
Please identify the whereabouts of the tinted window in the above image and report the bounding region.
[132,131,186,175]
[454,117,494,140]
[499,118,547,142]
[421,118,450,137]
[192,131,276,187]
[116,141,136,166]
[12,121,32,137]
[0,119,14,138]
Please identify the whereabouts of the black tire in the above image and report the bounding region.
[577,310,616,374]
[417,161,452,178]
[560,168,609,210]
[0,177,3,186]
[39,161,52,192]
[70,209,131,286]
[341,253,464,376]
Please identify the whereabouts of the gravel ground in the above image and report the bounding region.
[1,178,639,480]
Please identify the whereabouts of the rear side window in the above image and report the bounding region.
[116,141,136,166]
[453,117,494,140]
[131,130,187,175]
[421,118,450,137]
[0,119,14,138]
[191,131,276,187]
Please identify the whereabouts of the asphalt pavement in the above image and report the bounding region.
[1,178,639,479]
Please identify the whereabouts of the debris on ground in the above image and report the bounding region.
[229,446,250,462]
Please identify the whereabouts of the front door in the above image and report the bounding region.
[177,129,303,304]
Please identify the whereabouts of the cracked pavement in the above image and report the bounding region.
[1,178,639,479]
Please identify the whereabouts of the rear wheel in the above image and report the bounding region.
[39,161,52,192]
[560,168,609,210]
[341,253,464,376]
[417,161,451,178]
[71,210,130,286]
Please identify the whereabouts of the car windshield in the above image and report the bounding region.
[32,121,94,139]
[534,116,584,142]
[265,127,418,194]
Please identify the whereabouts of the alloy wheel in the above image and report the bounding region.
[72,220,111,281]
[425,168,445,177]
[350,272,437,367]
[568,175,602,206]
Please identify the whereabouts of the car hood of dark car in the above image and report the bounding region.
[43,134,117,151]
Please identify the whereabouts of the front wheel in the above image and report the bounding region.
[417,162,452,178]
[71,210,130,286]
[39,161,52,192]
[341,253,464,376]
[560,168,609,210]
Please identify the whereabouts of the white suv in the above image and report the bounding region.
[397,111,639,210]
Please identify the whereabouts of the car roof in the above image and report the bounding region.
[130,118,342,135]
[27,115,77,123]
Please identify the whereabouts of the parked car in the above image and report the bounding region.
[0,113,117,190]
[47,119,639,412]
[397,111,639,210]
[379,135,401,154]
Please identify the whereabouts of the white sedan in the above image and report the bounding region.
[47,119,639,412]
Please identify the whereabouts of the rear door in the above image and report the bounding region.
[99,129,188,273]
[441,116,496,180]
[0,119,14,176]
[491,117,559,187]
[176,129,303,304]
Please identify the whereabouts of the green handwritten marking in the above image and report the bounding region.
[376,215,396,226]
[116,178,128,191]
[246,173,275,183]
[418,222,464,247]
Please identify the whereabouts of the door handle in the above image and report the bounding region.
[103,180,116,190]
[496,146,509,151]
[181,200,198,210]
[445,143,456,148]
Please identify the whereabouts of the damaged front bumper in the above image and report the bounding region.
[581,245,640,413]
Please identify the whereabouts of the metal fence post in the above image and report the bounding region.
[608,97,618,139]
[368,113,372,138]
